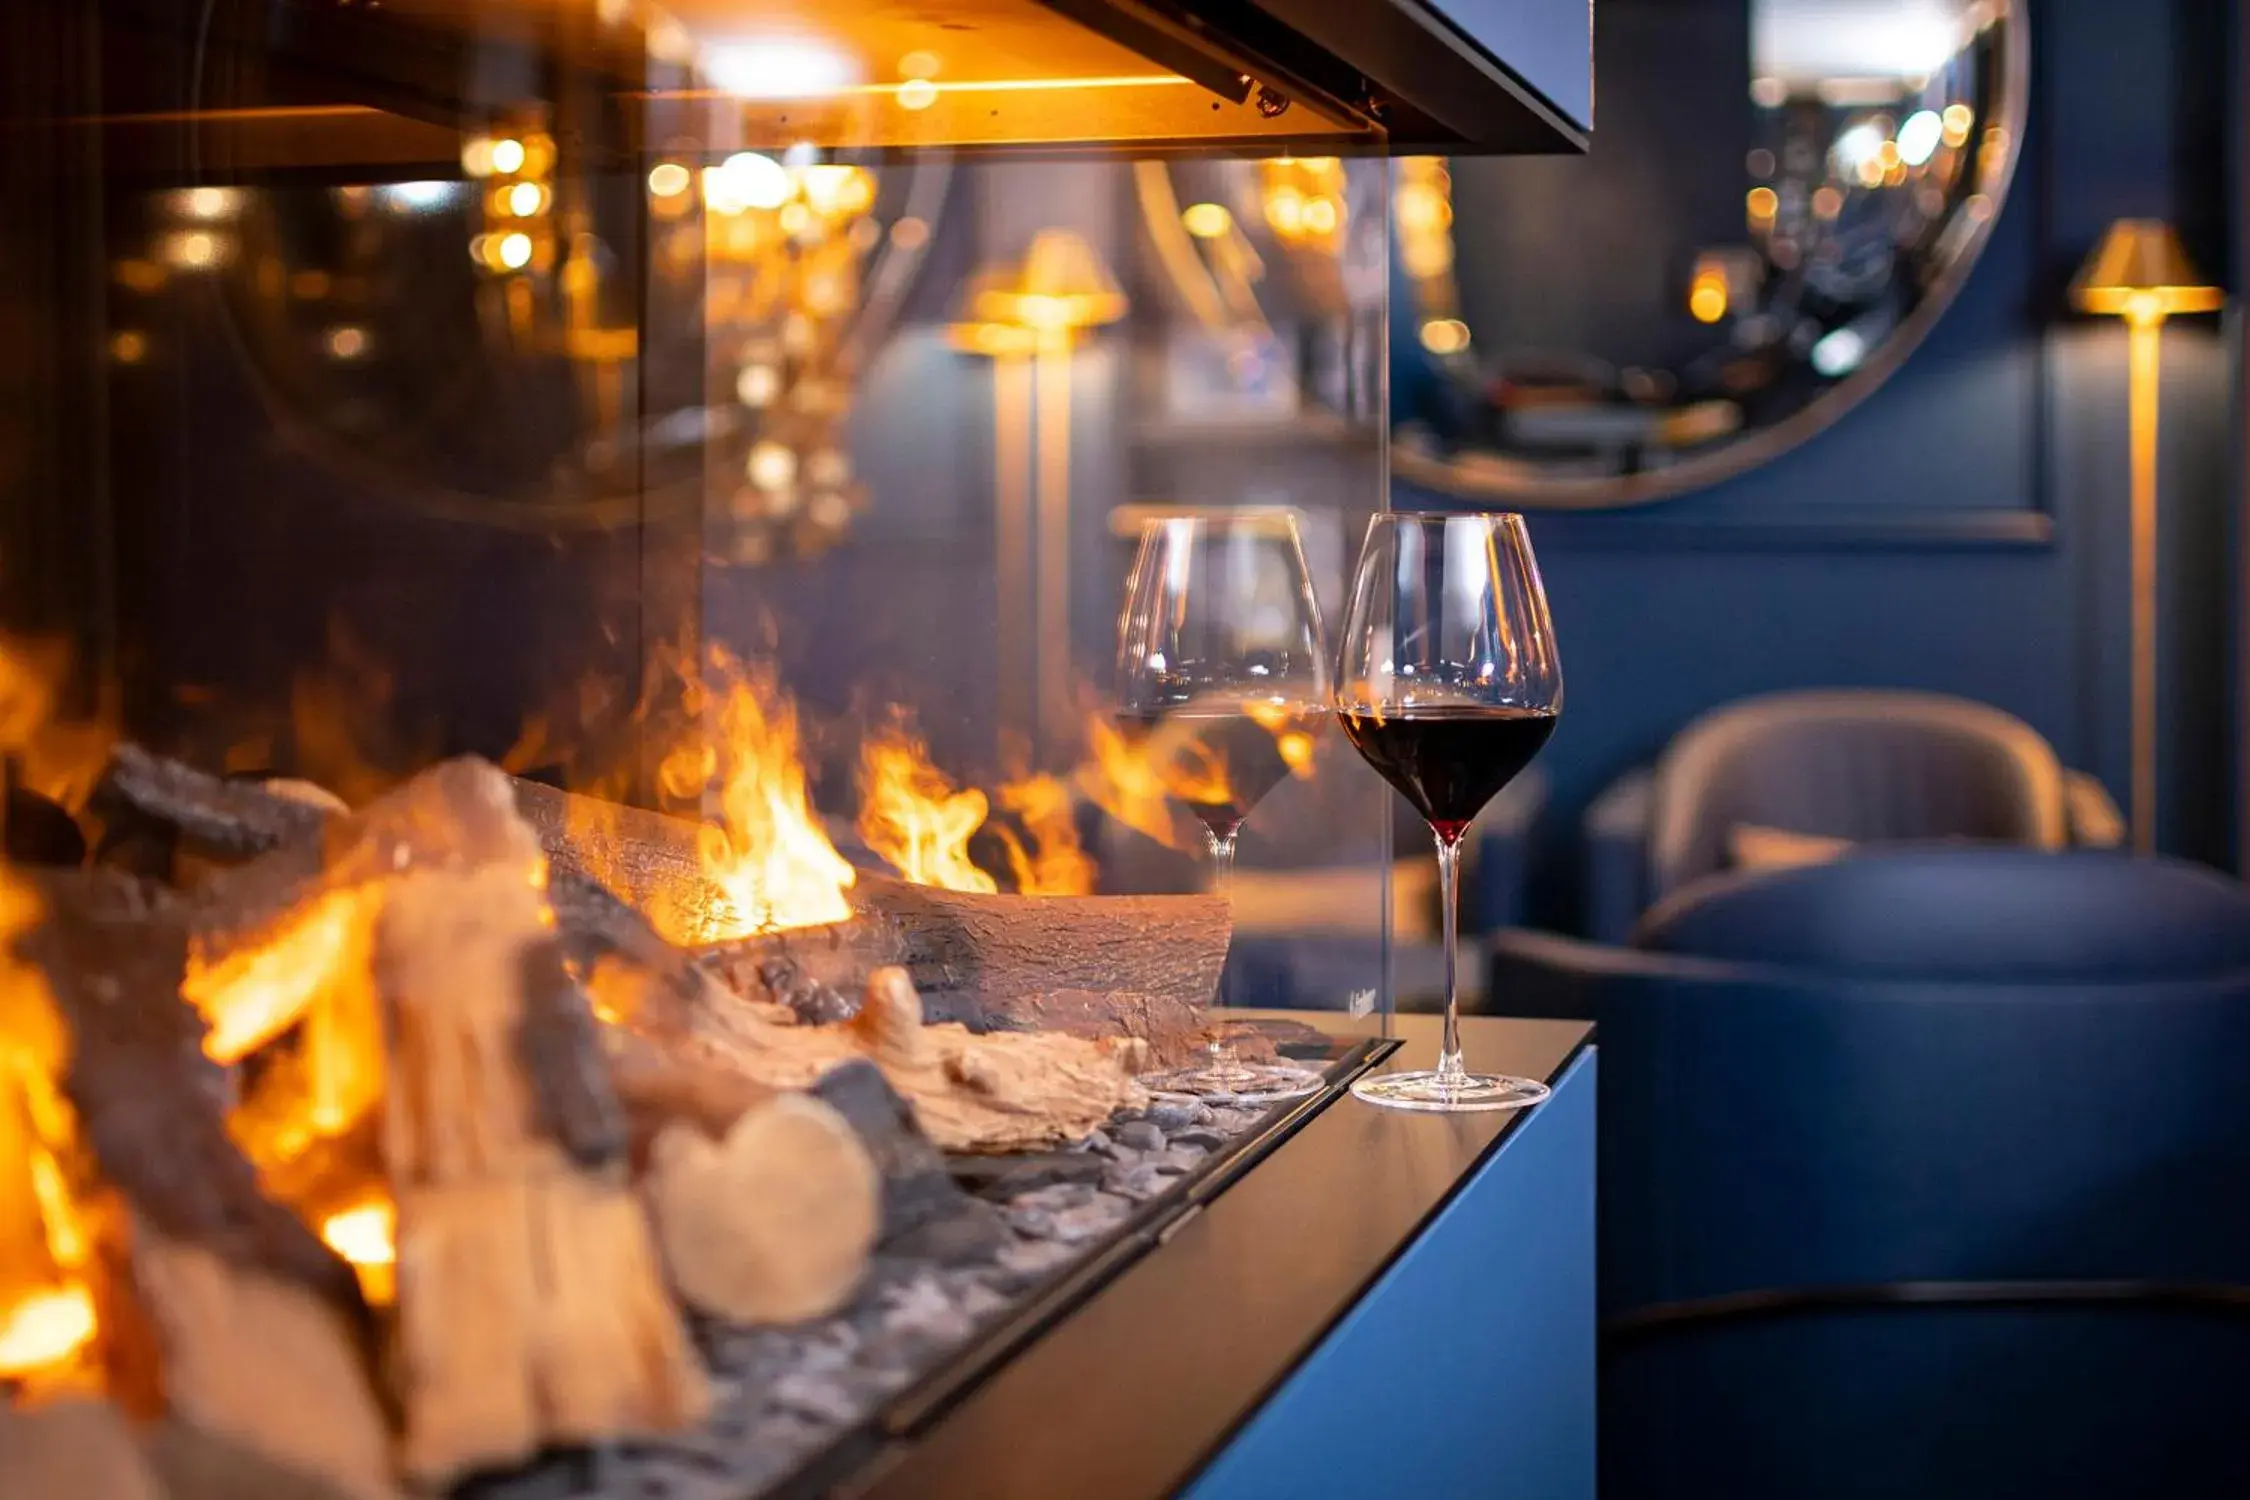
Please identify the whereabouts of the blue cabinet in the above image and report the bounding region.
[1188,1050,1597,1499]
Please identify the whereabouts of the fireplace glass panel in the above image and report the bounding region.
[2,5,1396,1030]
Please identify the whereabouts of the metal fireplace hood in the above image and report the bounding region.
[102,0,1588,167]
[641,0,1595,153]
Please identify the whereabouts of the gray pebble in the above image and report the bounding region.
[768,1372,865,1427]
[1068,1128,1115,1156]
[1044,1193,1136,1244]
[1170,1127,1228,1150]
[1012,1181,1099,1213]
[1105,1160,1179,1201]
[1145,1098,1217,1130]
[996,1235,1078,1280]
[1112,1120,1166,1152]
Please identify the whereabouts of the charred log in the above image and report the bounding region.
[510,778,1230,1065]
[93,744,327,865]
[14,869,393,1499]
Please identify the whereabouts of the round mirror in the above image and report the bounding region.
[1394,0,2026,506]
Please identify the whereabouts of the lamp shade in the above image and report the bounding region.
[2071,219,2224,319]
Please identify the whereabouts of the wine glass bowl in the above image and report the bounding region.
[1336,513,1562,1112]
[1115,510,1332,1105]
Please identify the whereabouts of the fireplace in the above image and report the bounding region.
[0,0,1579,1493]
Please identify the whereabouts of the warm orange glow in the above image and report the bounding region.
[1181,202,1234,239]
[1075,715,1188,851]
[1244,698,1320,778]
[1746,186,1778,226]
[0,635,115,810]
[320,1195,396,1306]
[995,773,1098,896]
[2075,284,2225,323]
[0,1285,95,1378]
[1420,318,1471,356]
[857,724,998,894]
[1688,270,1729,324]
[0,867,96,1384]
[660,651,856,940]
[185,886,376,1066]
[646,73,1190,102]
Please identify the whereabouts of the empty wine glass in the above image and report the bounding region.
[1116,511,1330,1105]
[1335,512,1562,1112]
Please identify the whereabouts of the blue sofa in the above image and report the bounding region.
[1490,848,2250,1499]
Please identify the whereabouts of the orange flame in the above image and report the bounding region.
[659,649,855,940]
[319,1193,396,1306]
[0,635,116,811]
[1244,697,1320,778]
[0,863,96,1382]
[185,887,378,1069]
[857,723,999,895]
[994,773,1097,896]
[1073,716,1193,851]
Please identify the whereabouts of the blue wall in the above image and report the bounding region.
[1400,0,2240,924]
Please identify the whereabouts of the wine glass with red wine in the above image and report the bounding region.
[1116,511,1330,1105]
[1335,513,1562,1112]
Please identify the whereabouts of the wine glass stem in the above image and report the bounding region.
[1207,827,1238,1051]
[1204,828,1238,896]
[1434,831,1467,1085]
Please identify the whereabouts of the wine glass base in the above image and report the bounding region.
[1351,1071,1550,1114]
[1141,1061,1326,1107]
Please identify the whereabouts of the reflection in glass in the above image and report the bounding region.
[1395,0,2024,503]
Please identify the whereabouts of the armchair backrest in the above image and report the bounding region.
[1491,850,2250,1499]
[1646,689,2068,902]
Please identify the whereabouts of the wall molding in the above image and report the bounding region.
[1435,502,2057,553]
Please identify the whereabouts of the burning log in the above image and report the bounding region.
[18,869,396,1500]
[375,863,707,1487]
[93,742,329,867]
[92,749,1236,1064]
[508,778,1232,1067]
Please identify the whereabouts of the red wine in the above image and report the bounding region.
[1118,704,1326,841]
[1339,706,1556,844]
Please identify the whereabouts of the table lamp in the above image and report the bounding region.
[2070,219,2223,854]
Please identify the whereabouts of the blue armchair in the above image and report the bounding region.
[1490,848,2250,1500]
[1584,689,2124,942]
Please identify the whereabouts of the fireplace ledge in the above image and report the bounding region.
[843,1013,1597,1500]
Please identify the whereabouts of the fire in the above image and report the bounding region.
[0,634,116,810]
[0,1285,95,1378]
[1072,715,1223,851]
[185,887,377,1068]
[659,649,855,940]
[1245,698,1320,778]
[858,722,998,895]
[0,870,95,1382]
[994,773,1097,896]
[319,1194,397,1305]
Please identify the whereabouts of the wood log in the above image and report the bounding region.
[0,1399,166,1500]
[15,869,394,1500]
[640,965,1145,1155]
[600,996,1007,1262]
[21,869,362,1312]
[642,1095,878,1325]
[103,1215,399,1500]
[179,757,545,1066]
[376,864,707,1488]
[509,778,1231,1066]
[93,743,328,865]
